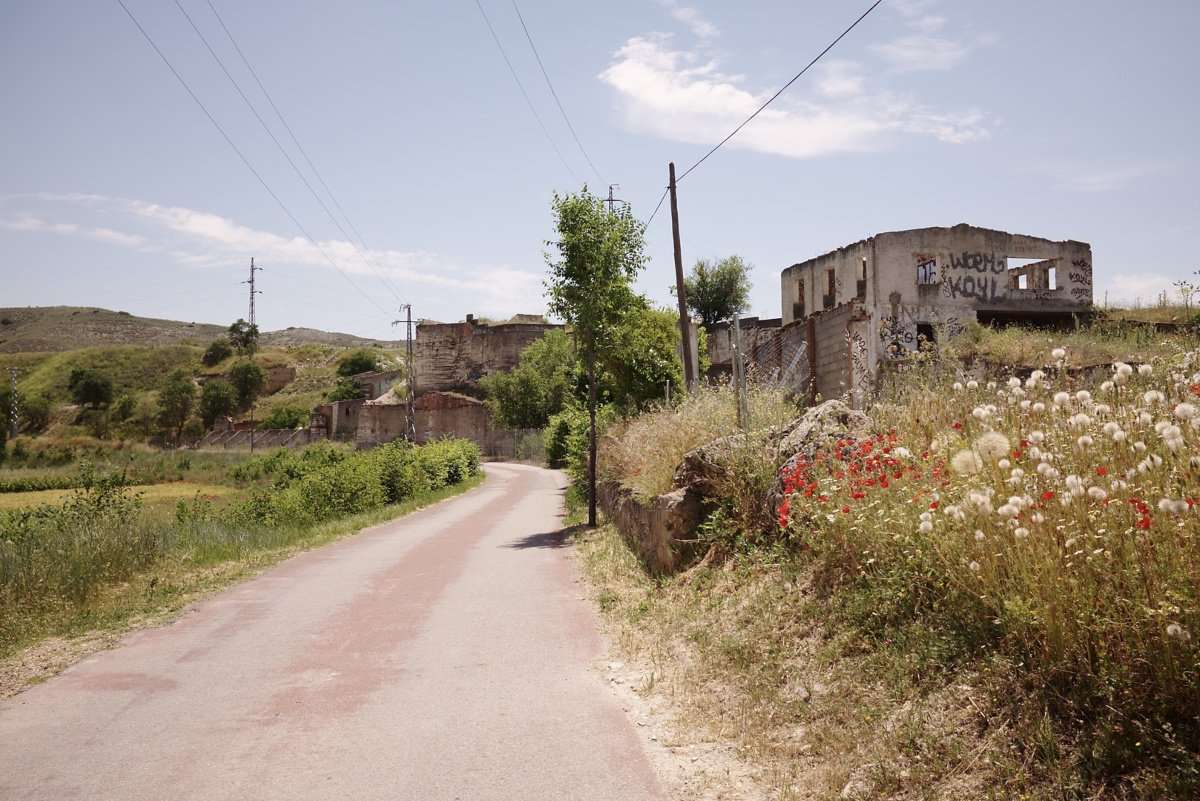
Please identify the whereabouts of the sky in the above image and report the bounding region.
[2,0,1198,339]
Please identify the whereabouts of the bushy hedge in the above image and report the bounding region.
[230,438,480,527]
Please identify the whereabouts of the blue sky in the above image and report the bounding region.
[2,0,1197,339]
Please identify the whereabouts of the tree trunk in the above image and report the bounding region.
[587,358,598,528]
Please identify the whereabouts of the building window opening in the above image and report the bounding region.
[824,269,836,310]
[916,256,938,285]
[857,257,867,300]
[916,322,936,350]
[793,279,806,320]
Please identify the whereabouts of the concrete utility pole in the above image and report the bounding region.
[242,257,262,453]
[8,367,18,440]
[731,314,749,431]
[393,305,417,441]
[668,162,697,392]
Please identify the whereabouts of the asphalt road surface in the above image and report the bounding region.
[0,464,664,801]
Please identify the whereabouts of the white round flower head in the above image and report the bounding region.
[1069,413,1091,429]
[918,520,934,534]
[1102,421,1120,435]
[968,561,981,573]
[1032,402,1046,414]
[1112,430,1127,442]
[998,458,1011,470]
[1167,623,1191,642]
[1138,364,1153,376]
[1115,362,1133,378]
[1138,412,1153,426]
[1054,392,1071,406]
[974,530,985,541]
[974,431,1011,461]
[953,382,964,392]
[1100,380,1115,393]
[1077,435,1094,448]
[1008,377,1022,389]
[1175,402,1198,421]
[1133,440,1147,453]
[1094,404,1111,416]
[1014,527,1030,539]
[893,446,912,459]
[966,380,979,390]
[1051,347,1067,361]
[972,406,989,420]
[1020,399,1032,410]
[997,503,1020,519]
[1143,390,1165,406]
[1030,512,1045,524]
[987,381,997,391]
[1030,430,1045,444]
[919,511,933,522]
[1075,390,1092,403]
[1087,486,1107,501]
[951,449,983,475]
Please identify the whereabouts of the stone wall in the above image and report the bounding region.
[414,315,562,394]
[706,317,781,379]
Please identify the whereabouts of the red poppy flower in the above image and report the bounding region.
[1136,516,1152,530]
[1096,466,1108,477]
[841,505,850,513]
[1042,491,1055,502]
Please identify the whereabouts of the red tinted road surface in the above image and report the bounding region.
[0,464,664,801]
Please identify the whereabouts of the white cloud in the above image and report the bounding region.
[1053,163,1167,193]
[0,194,544,318]
[1102,273,1176,305]
[658,1,718,40]
[871,34,969,72]
[815,60,865,99]
[598,35,988,159]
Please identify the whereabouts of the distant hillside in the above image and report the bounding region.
[0,306,403,353]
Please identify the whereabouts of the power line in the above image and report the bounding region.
[172,0,404,306]
[509,0,604,184]
[114,0,394,319]
[202,0,406,303]
[676,0,883,183]
[472,0,581,185]
[645,186,669,226]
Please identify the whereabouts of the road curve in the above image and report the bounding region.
[0,464,664,801]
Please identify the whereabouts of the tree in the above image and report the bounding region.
[336,349,381,377]
[260,405,308,429]
[327,377,366,402]
[202,338,233,366]
[227,319,260,356]
[157,369,196,444]
[675,255,752,329]
[481,330,576,428]
[228,361,266,409]
[604,305,685,410]
[545,188,648,526]
[68,368,113,409]
[199,379,237,428]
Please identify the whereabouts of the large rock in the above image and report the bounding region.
[602,400,870,574]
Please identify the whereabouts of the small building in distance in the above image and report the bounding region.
[764,224,1093,406]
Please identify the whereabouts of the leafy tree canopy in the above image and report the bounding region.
[227,319,260,356]
[199,379,238,428]
[228,361,266,408]
[336,349,381,377]
[481,330,576,429]
[202,338,233,367]
[675,255,752,329]
[157,369,196,443]
[327,377,366,402]
[67,368,113,409]
[260,405,308,430]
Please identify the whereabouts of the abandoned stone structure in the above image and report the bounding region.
[415,314,562,394]
[728,224,1094,407]
[706,316,781,380]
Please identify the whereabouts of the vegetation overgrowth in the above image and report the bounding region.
[587,322,1200,798]
[0,438,480,659]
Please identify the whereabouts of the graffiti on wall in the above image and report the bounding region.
[846,328,871,406]
[1068,258,1093,302]
[878,305,965,360]
[916,255,938,285]
[939,251,1007,303]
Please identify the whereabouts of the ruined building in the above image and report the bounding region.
[721,224,1093,406]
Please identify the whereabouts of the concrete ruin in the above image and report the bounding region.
[415,314,563,395]
[712,224,1093,407]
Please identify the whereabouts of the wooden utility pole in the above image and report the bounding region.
[668,162,696,392]
[732,314,749,431]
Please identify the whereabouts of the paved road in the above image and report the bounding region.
[0,464,664,801]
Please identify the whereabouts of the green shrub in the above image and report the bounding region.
[259,405,307,430]
[336,349,381,377]
[202,339,233,367]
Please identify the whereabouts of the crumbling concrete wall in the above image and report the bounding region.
[706,317,782,379]
[414,315,563,394]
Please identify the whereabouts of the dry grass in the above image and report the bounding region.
[0,482,238,511]
[600,381,801,499]
[577,524,1019,801]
